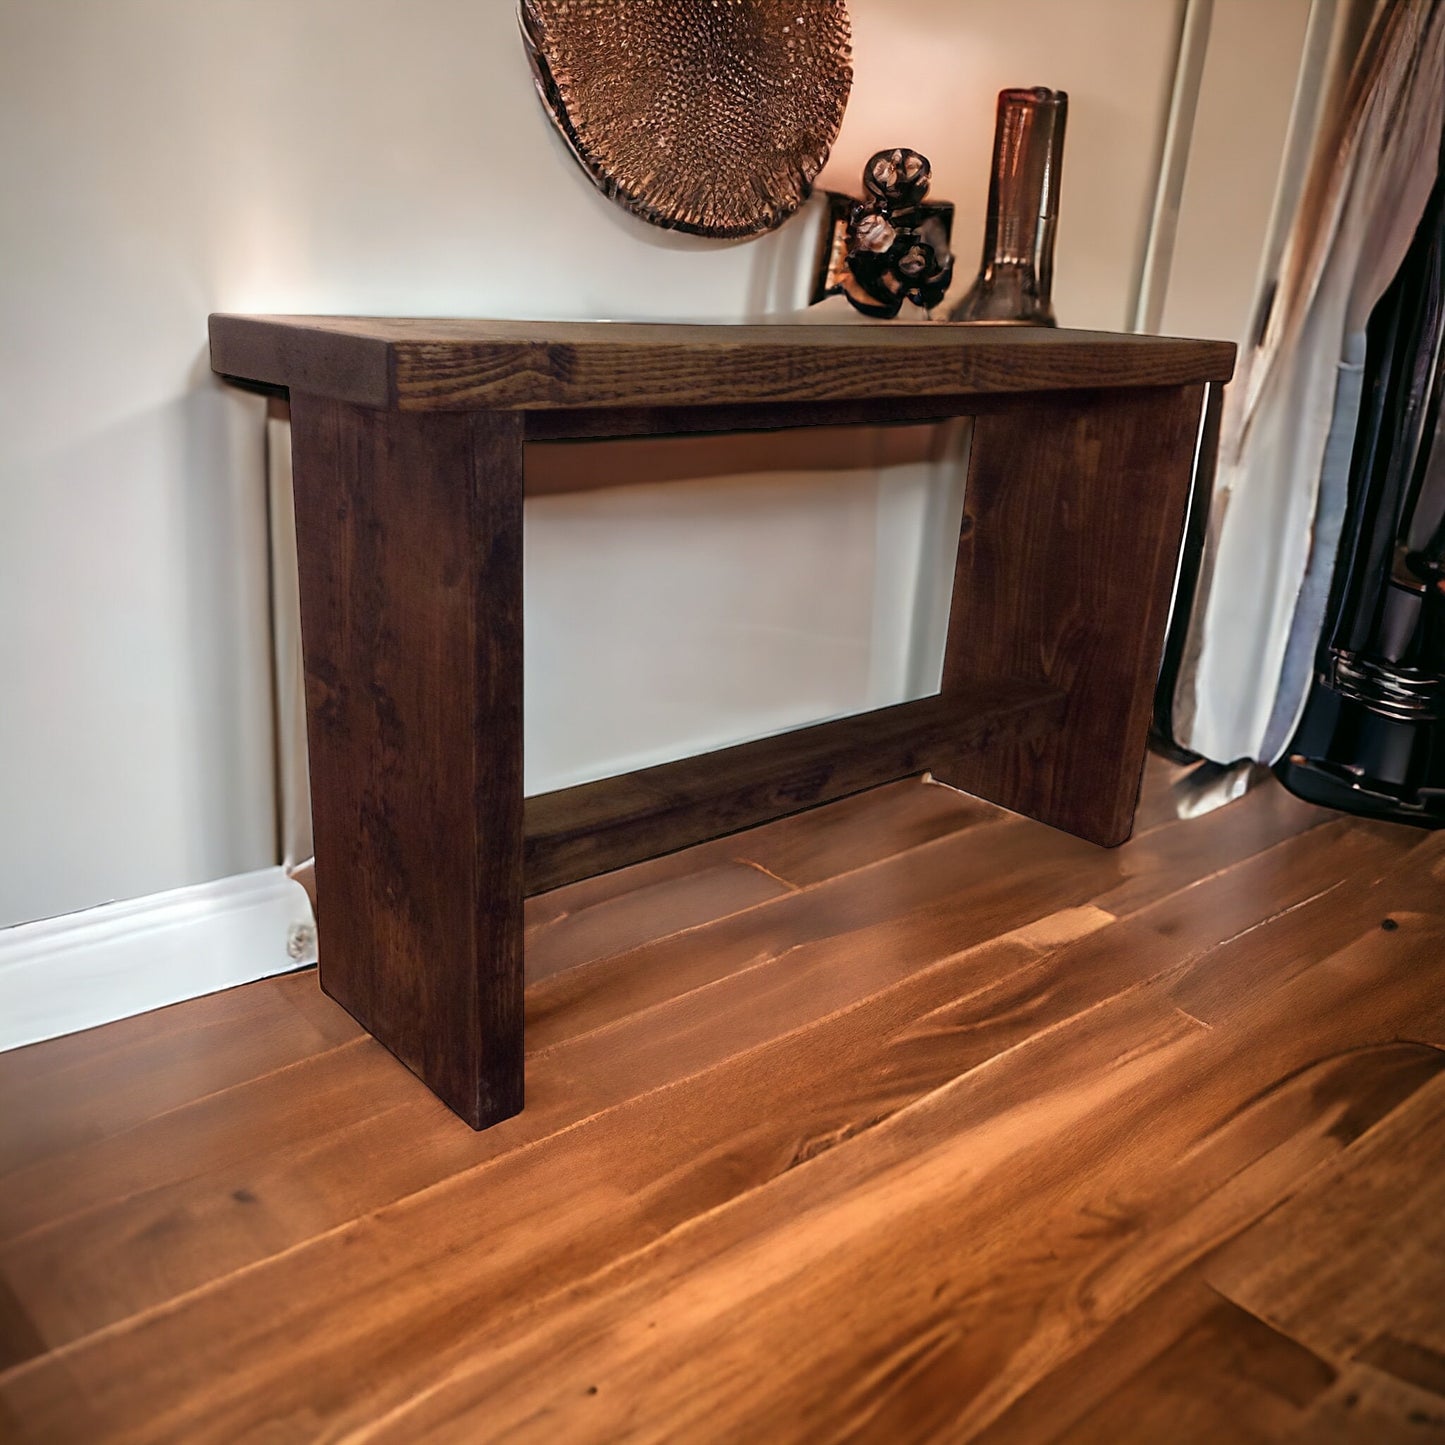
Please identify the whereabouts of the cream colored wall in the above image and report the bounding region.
[1159,0,1315,346]
[0,0,1293,928]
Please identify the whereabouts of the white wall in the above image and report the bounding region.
[1159,0,1315,347]
[2,0,1295,930]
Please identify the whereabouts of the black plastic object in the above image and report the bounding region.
[1275,135,1445,825]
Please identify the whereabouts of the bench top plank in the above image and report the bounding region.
[209,314,1236,413]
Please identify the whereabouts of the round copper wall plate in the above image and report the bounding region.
[520,0,852,239]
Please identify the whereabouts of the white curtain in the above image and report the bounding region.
[1174,0,1445,764]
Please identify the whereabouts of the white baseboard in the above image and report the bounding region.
[0,867,318,1053]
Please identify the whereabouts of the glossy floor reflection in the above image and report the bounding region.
[2,756,1441,1442]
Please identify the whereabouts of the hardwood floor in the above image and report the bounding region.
[1,756,1443,1442]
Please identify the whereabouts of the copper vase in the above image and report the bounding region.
[949,87,1067,325]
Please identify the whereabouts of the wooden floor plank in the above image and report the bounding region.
[0,759,1307,1192]
[1061,1297,1338,1444]
[0,1276,45,1377]
[730,773,1002,886]
[0,813,1048,1254]
[0,768,1438,1443]
[0,798,1380,1358]
[524,855,792,985]
[0,906,1113,1359]
[360,1042,1443,1445]
[290,862,1445,1443]
[0,778,986,1189]
[335,1061,1425,1438]
[524,771,1336,1055]
[0,783,982,1237]
[0,972,361,1179]
[1170,831,1445,1029]
[1285,1362,1445,1441]
[1208,1069,1445,1367]
[970,1269,1238,1444]
[975,1043,1445,1444]
[2,825,1439,1440]
[1090,776,1331,916]
[519,772,1001,976]
[0,990,1200,1442]
[525,774,1001,913]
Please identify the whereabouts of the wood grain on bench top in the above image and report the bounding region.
[209,314,1237,413]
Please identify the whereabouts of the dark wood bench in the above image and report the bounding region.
[210,316,1234,1128]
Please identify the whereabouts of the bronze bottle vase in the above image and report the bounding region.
[950,87,1067,325]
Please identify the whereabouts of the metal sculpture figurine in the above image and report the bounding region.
[812,148,954,318]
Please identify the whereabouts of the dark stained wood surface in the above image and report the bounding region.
[938,385,1206,844]
[517,390,1143,442]
[289,394,525,1129]
[523,420,961,495]
[524,681,1062,894]
[1,759,1442,1441]
[209,315,1236,413]
[219,314,1234,1128]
